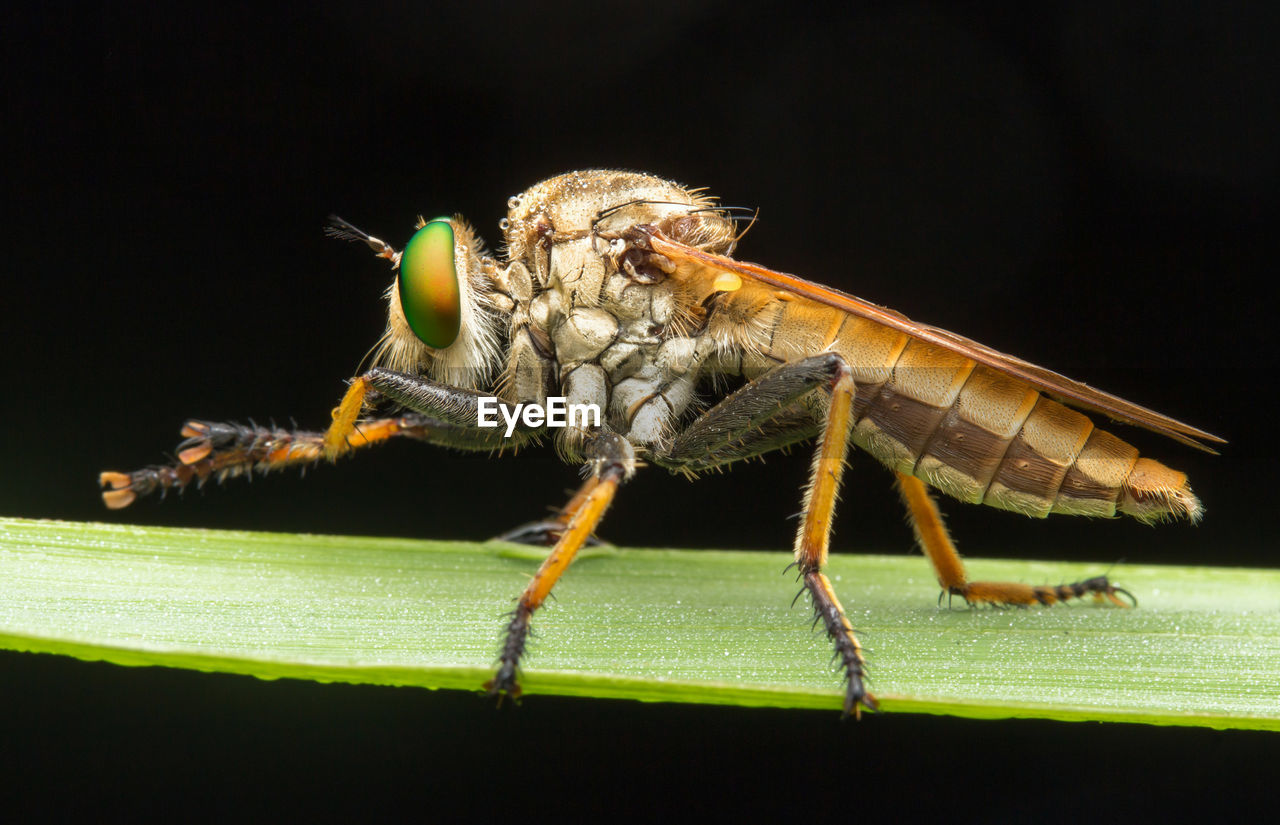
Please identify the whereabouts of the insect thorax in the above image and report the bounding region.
[498,170,739,457]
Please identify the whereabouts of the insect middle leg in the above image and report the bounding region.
[894,473,1135,607]
[324,366,603,547]
[654,353,875,716]
[492,476,607,546]
[327,368,641,698]
[487,431,635,700]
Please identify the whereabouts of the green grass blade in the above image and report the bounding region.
[1,517,1276,729]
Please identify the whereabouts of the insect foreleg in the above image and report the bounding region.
[487,431,635,701]
[894,472,1135,608]
[98,412,519,509]
[102,366,542,509]
[653,353,875,716]
[324,367,538,458]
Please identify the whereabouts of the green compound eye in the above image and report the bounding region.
[398,218,461,348]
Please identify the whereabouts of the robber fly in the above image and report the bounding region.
[100,170,1222,716]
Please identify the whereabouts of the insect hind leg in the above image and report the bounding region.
[791,355,876,716]
[894,472,1136,608]
[653,353,876,716]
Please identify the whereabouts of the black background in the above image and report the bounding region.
[4,1,1277,820]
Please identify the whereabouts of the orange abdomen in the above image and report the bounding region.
[750,296,1202,523]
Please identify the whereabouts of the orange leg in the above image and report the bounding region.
[107,365,541,509]
[492,476,605,546]
[324,375,372,458]
[100,416,417,509]
[793,358,876,717]
[103,366,550,509]
[652,353,877,716]
[893,472,1135,608]
[487,460,626,700]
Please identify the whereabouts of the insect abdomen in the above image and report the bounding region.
[835,337,1202,523]
[748,298,1202,524]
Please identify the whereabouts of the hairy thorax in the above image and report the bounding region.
[497,171,738,458]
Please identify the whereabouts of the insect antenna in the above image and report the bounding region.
[325,215,398,261]
[325,216,404,376]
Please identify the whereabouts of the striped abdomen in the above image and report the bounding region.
[745,299,1202,524]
